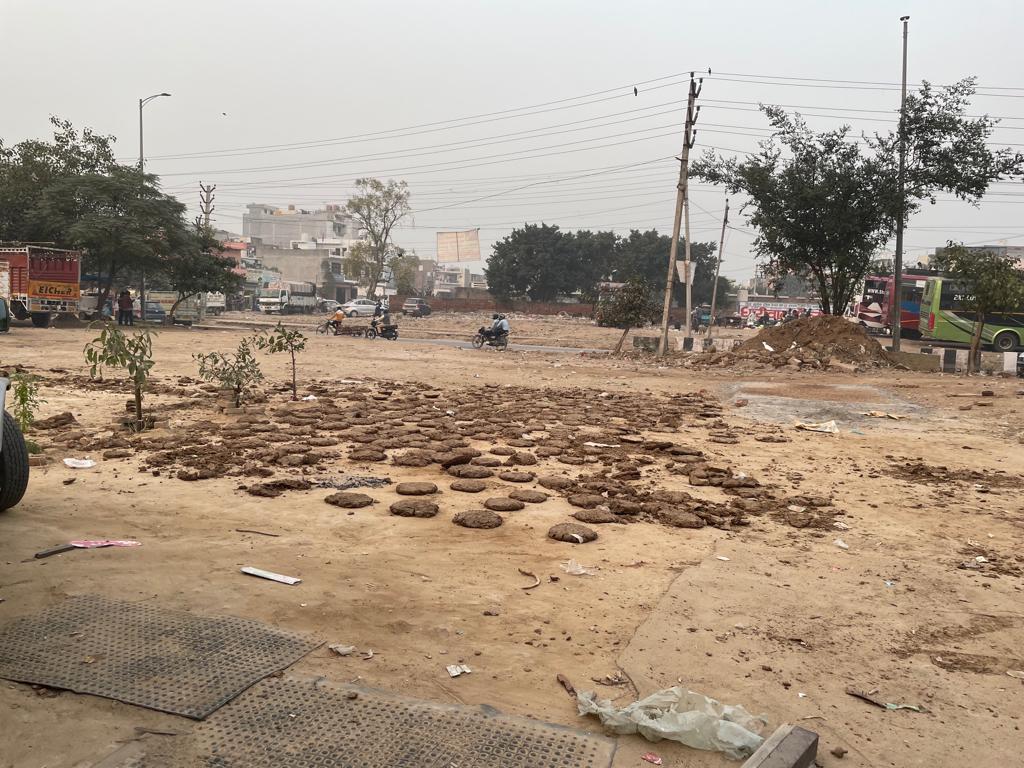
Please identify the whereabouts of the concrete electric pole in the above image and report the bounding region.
[658,72,704,356]
[199,182,216,229]
[707,198,730,339]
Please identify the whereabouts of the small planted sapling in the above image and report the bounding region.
[194,336,264,407]
[254,322,307,401]
[84,327,156,430]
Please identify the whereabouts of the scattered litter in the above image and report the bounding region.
[577,686,765,760]
[850,428,866,435]
[1007,670,1024,680]
[845,687,925,712]
[241,566,301,585]
[63,458,96,469]
[361,650,374,660]
[568,534,584,543]
[556,673,577,698]
[446,664,472,678]
[795,420,839,434]
[975,555,988,564]
[70,540,141,549]
[834,539,850,550]
[329,644,356,657]
[761,342,775,352]
[640,753,663,765]
[798,692,807,698]
[583,441,620,448]
[833,521,850,530]
[715,555,731,561]
[300,395,318,401]
[235,528,280,537]
[62,478,76,486]
[861,411,908,420]
[313,474,391,490]
[34,544,76,559]
[883,580,896,588]
[787,505,807,514]
[517,568,540,590]
[560,559,596,575]
[593,673,629,686]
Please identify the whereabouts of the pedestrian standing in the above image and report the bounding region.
[116,290,132,326]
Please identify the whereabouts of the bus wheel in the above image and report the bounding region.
[993,331,1019,352]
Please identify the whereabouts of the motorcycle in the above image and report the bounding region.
[472,328,509,350]
[366,318,399,340]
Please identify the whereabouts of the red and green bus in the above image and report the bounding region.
[918,276,1024,351]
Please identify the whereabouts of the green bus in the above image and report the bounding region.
[918,276,1024,351]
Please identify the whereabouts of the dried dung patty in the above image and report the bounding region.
[453,510,504,529]
[547,523,598,543]
[483,497,525,512]
[572,508,620,524]
[499,471,535,483]
[448,465,494,479]
[389,500,440,518]
[506,451,539,466]
[450,479,488,493]
[538,475,574,491]
[471,456,503,467]
[567,493,605,509]
[349,449,387,462]
[395,482,438,496]
[508,489,549,504]
[324,492,375,508]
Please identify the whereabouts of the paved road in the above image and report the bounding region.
[400,336,606,355]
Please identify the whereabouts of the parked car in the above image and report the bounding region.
[318,299,342,314]
[341,298,381,317]
[137,301,166,323]
[402,298,432,317]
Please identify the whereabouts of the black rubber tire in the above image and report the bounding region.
[315,323,330,336]
[0,411,30,511]
[30,312,51,328]
[497,338,509,351]
[365,327,378,340]
[472,334,484,349]
[390,330,399,341]
[993,331,1018,352]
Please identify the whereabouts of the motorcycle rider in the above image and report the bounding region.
[496,313,510,337]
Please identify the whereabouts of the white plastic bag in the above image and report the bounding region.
[577,686,765,760]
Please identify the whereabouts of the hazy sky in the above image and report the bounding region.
[3,0,1024,281]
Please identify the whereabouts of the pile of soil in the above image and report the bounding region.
[699,316,891,370]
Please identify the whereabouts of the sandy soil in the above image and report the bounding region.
[0,321,1022,768]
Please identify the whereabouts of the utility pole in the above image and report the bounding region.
[138,93,171,319]
[658,72,703,356]
[891,15,910,352]
[707,198,729,339]
[199,182,216,229]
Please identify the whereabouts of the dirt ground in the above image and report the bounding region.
[0,319,1022,768]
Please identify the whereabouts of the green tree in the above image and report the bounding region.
[871,78,1024,218]
[573,230,619,303]
[159,225,243,320]
[390,249,420,295]
[485,224,577,301]
[34,167,193,314]
[0,117,117,243]
[931,244,1024,371]
[595,278,660,354]
[254,322,307,401]
[611,229,718,305]
[344,178,411,298]
[693,108,894,315]
[84,327,157,430]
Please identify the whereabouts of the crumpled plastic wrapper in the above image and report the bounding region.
[577,686,766,760]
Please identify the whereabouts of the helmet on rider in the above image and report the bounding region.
[492,313,499,320]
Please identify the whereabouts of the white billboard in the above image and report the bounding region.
[436,229,481,263]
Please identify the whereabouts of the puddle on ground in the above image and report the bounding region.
[722,381,926,429]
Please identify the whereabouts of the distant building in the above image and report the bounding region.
[254,246,360,303]
[242,203,363,251]
[434,266,487,297]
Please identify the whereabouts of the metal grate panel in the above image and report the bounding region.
[143,677,616,767]
[0,594,319,719]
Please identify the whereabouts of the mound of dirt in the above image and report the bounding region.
[698,316,891,370]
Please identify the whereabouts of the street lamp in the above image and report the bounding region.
[137,93,170,316]
[138,92,171,170]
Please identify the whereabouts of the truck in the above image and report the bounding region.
[258,281,317,314]
[205,292,226,315]
[144,291,207,325]
[0,246,82,327]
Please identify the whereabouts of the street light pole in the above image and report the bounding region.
[891,17,909,352]
[137,93,171,315]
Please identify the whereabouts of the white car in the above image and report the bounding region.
[341,298,383,317]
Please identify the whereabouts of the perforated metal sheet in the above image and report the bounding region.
[141,676,616,767]
[0,594,319,719]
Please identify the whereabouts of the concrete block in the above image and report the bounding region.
[28,455,49,467]
[885,350,940,372]
[742,724,818,768]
